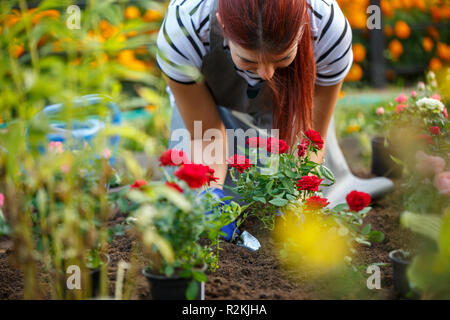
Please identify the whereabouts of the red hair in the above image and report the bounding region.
[218,0,315,145]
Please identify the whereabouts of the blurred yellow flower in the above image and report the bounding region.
[346,124,361,134]
[345,63,363,82]
[352,43,366,63]
[395,20,410,39]
[143,9,164,22]
[125,6,141,20]
[388,39,404,60]
[429,57,443,71]
[437,43,450,62]
[422,37,434,52]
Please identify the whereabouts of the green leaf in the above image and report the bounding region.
[253,196,266,204]
[164,265,174,277]
[186,280,199,300]
[266,180,274,193]
[358,207,372,216]
[286,194,297,201]
[333,203,348,212]
[269,198,288,207]
[319,165,335,182]
[368,230,385,243]
[192,271,208,283]
[361,224,372,235]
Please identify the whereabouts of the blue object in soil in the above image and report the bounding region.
[30,94,122,167]
[202,187,240,242]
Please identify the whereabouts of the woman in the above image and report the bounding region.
[156,0,392,244]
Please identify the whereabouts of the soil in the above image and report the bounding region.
[0,172,417,300]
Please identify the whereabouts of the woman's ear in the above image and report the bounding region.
[216,12,225,29]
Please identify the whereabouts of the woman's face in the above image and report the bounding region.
[228,41,298,81]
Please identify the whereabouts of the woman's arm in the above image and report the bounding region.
[311,80,344,163]
[164,76,228,188]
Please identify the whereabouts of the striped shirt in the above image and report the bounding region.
[156,0,353,87]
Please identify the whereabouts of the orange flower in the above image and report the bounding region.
[437,43,450,62]
[422,37,434,52]
[344,63,363,82]
[414,0,426,11]
[117,50,147,71]
[31,9,60,25]
[352,43,366,63]
[395,21,410,39]
[125,6,140,20]
[99,20,118,39]
[429,57,442,71]
[384,25,393,37]
[381,0,394,17]
[430,6,441,22]
[13,43,24,58]
[388,39,403,59]
[349,12,366,29]
[427,26,440,40]
[143,9,163,22]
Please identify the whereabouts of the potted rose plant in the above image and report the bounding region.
[128,149,240,300]
[226,130,335,230]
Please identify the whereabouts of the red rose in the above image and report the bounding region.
[297,139,310,158]
[130,180,147,189]
[305,196,330,210]
[430,126,441,135]
[267,137,289,154]
[346,190,371,212]
[159,149,190,167]
[304,129,324,150]
[206,167,219,186]
[227,154,253,173]
[443,108,448,119]
[246,137,267,148]
[416,134,434,145]
[296,176,323,192]
[175,164,211,189]
[165,181,183,193]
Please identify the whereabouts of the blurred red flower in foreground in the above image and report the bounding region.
[305,196,330,210]
[159,149,190,166]
[130,180,147,189]
[165,181,183,193]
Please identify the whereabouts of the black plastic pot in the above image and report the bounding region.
[142,266,206,300]
[371,136,402,178]
[88,253,111,298]
[389,249,413,298]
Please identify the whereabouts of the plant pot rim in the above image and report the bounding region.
[389,249,411,265]
[142,264,207,281]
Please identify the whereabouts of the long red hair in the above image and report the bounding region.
[218,0,315,145]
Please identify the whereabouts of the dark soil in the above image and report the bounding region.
[0,173,417,300]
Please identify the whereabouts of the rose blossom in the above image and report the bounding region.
[395,93,408,104]
[267,137,289,154]
[159,149,190,166]
[165,181,183,193]
[102,148,112,159]
[430,126,441,135]
[48,141,63,154]
[297,139,310,158]
[443,108,448,119]
[130,180,147,189]
[296,176,323,192]
[304,129,324,150]
[376,107,385,116]
[0,193,4,207]
[410,90,417,99]
[434,171,450,197]
[415,151,446,176]
[346,190,371,212]
[227,154,253,173]
[395,104,408,114]
[305,196,330,210]
[417,81,425,91]
[430,94,442,101]
[175,163,212,189]
[246,137,267,148]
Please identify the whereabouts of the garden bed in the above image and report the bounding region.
[0,173,416,300]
